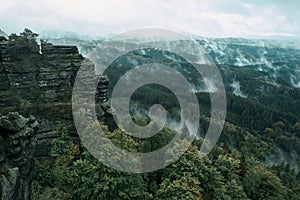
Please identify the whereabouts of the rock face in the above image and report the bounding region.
[0,36,113,199]
[0,39,113,157]
[0,112,38,200]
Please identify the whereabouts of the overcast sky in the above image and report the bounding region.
[0,0,299,38]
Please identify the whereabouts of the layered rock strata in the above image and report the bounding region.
[0,112,38,200]
[0,41,112,157]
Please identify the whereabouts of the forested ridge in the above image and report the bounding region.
[33,45,300,199]
[33,122,300,199]
[0,29,299,199]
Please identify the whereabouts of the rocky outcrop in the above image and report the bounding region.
[0,39,112,157]
[0,36,114,199]
[0,29,7,42]
[0,112,38,200]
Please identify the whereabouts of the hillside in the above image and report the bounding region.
[0,29,300,199]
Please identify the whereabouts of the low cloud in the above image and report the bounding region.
[0,0,299,38]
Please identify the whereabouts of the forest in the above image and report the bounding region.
[0,29,299,200]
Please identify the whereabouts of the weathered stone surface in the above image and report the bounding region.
[0,40,113,158]
[0,112,38,200]
[0,167,19,200]
[0,112,29,133]
[0,35,115,199]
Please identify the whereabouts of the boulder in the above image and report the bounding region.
[0,112,38,200]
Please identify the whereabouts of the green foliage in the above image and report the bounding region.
[243,165,287,199]
[32,182,72,200]
[50,126,71,157]
[293,122,300,137]
[155,176,203,200]
[8,28,39,59]
[20,28,39,40]
[36,125,151,200]
[30,33,300,199]
[271,163,300,199]
[33,122,300,199]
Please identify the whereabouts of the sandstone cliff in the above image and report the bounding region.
[0,38,111,158]
[0,112,38,200]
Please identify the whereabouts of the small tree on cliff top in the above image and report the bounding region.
[8,28,39,56]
